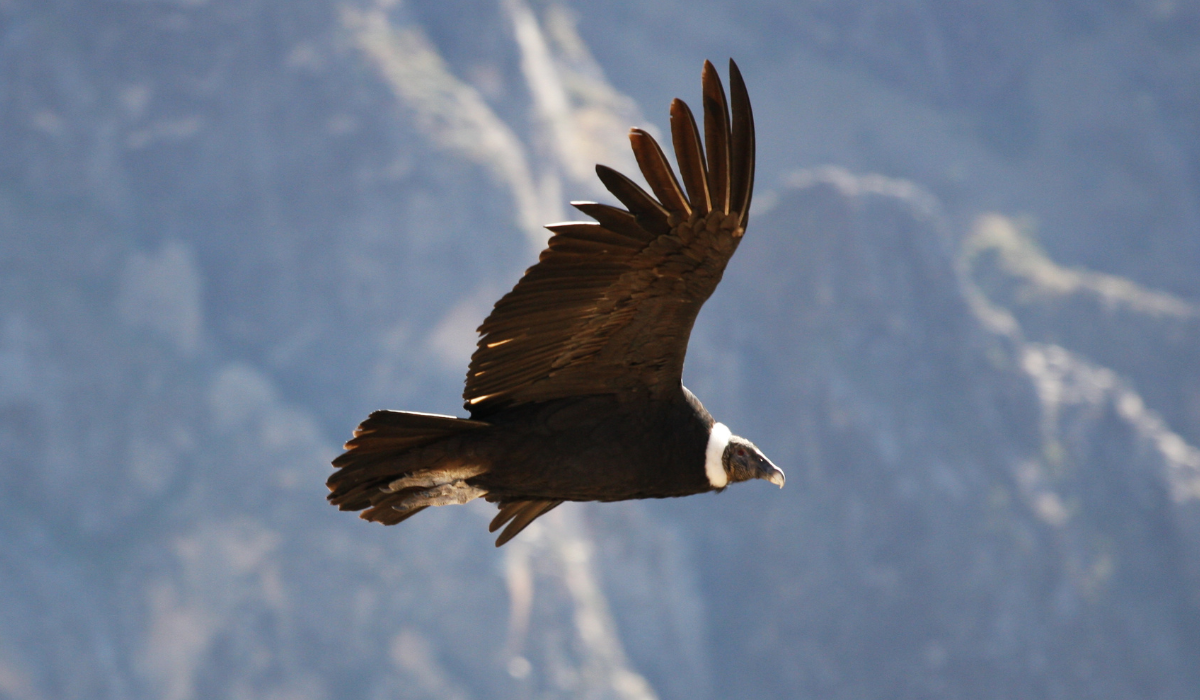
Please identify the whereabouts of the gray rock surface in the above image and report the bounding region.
[693,171,1200,699]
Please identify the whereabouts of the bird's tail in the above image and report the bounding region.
[326,410,491,525]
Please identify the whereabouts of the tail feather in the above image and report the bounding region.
[327,410,490,521]
[334,410,489,464]
[362,504,428,526]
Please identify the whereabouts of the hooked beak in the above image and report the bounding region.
[760,457,785,489]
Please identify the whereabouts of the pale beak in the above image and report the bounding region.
[758,456,785,488]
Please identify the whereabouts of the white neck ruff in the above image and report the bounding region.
[705,422,731,488]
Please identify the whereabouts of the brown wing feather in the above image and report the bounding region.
[490,500,563,546]
[464,60,755,414]
[728,60,756,228]
[630,128,691,218]
[569,202,654,243]
[701,60,731,214]
[670,98,711,214]
[594,165,672,237]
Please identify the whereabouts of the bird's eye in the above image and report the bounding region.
[736,448,745,456]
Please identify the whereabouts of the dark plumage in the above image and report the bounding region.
[327,60,783,546]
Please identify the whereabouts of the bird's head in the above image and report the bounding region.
[725,435,785,487]
[706,422,785,489]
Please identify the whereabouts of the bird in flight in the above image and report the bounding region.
[327,59,783,546]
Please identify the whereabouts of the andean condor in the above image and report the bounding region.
[327,59,784,546]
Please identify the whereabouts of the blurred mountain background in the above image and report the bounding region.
[1,0,1198,698]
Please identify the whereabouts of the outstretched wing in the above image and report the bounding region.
[464,59,756,416]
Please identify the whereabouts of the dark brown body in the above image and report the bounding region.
[434,389,715,502]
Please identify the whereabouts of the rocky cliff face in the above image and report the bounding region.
[0,1,1196,698]
[689,171,1200,699]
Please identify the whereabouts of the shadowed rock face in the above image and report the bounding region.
[963,214,1200,448]
[686,173,1200,699]
[1,1,1198,699]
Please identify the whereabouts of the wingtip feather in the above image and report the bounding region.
[670,98,711,215]
[702,60,731,214]
[629,129,691,217]
[727,59,755,227]
[595,164,672,236]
